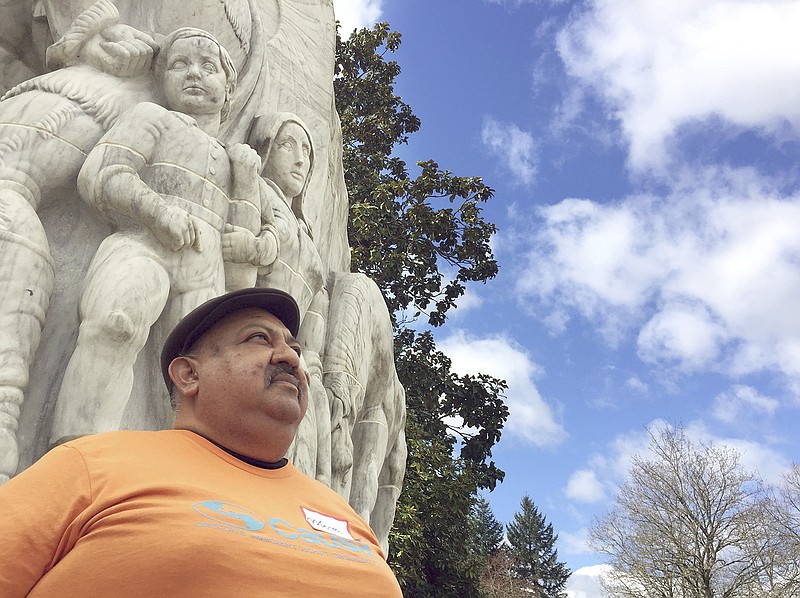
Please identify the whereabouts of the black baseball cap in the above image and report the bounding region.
[160,288,300,390]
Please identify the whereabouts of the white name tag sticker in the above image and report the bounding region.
[302,507,354,540]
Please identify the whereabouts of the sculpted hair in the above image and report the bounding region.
[154,27,238,122]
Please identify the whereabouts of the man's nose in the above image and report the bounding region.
[270,340,300,367]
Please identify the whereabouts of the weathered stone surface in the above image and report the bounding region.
[0,0,405,553]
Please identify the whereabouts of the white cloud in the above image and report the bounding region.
[625,376,648,394]
[332,0,383,36]
[515,169,800,390]
[438,330,567,446]
[481,116,537,186]
[637,302,727,371]
[566,564,612,598]
[559,527,592,555]
[452,286,484,315]
[557,0,800,171]
[712,384,780,425]
[565,469,606,503]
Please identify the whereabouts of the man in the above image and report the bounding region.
[0,287,403,596]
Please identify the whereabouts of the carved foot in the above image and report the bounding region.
[0,386,23,484]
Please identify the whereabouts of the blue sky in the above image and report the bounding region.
[334,0,800,594]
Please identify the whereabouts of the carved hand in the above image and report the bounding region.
[227,143,262,175]
[222,225,278,266]
[222,228,258,264]
[152,204,202,253]
[80,24,158,78]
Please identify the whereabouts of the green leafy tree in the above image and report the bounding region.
[335,22,498,326]
[506,495,571,598]
[334,22,509,596]
[388,329,507,596]
[469,497,521,598]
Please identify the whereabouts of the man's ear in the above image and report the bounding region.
[168,356,200,398]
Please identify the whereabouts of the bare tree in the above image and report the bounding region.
[479,546,530,598]
[589,425,777,598]
[753,464,800,597]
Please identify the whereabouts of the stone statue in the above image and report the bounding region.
[0,0,158,482]
[0,0,407,554]
[50,27,255,444]
[325,272,407,554]
[246,112,323,313]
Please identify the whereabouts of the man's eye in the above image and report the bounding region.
[292,346,302,357]
[248,333,269,342]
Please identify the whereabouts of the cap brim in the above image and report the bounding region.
[160,288,300,391]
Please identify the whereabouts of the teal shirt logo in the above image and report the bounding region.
[192,500,266,531]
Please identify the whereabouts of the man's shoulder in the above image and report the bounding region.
[288,467,355,507]
[62,429,185,458]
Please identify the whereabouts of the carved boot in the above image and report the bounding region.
[0,387,24,484]
[0,192,54,483]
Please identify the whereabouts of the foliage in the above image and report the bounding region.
[335,22,498,326]
[387,328,507,595]
[589,425,786,598]
[388,411,484,597]
[334,22,509,595]
[393,328,507,490]
[506,495,571,598]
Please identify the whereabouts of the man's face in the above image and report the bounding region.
[179,308,308,458]
[263,122,312,200]
[163,36,228,116]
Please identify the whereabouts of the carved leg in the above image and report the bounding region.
[371,432,407,556]
[369,389,407,555]
[348,405,389,523]
[327,371,357,499]
[304,353,329,484]
[298,289,331,485]
[51,244,169,445]
[0,189,53,483]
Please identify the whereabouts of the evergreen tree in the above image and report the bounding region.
[470,497,504,559]
[506,495,570,598]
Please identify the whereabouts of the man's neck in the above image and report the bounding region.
[184,429,288,469]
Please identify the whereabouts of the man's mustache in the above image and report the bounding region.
[264,363,303,397]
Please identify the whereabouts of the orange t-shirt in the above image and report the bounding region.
[0,430,402,597]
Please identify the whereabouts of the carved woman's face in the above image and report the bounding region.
[163,36,228,117]
[263,122,312,200]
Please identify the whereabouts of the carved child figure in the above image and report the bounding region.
[50,27,259,444]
